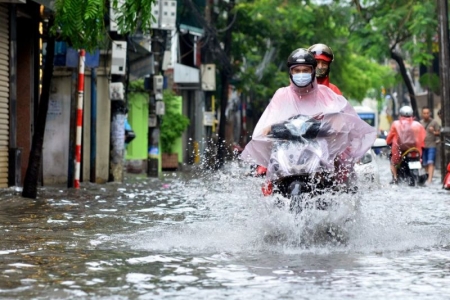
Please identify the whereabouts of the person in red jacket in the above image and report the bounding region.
[308,43,342,95]
[386,106,426,184]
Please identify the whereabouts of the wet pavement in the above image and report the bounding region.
[0,157,449,299]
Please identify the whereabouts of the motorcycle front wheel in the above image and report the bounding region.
[288,181,305,214]
[410,169,420,187]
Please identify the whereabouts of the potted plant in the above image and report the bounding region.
[160,90,190,169]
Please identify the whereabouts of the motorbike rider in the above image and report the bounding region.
[386,106,426,185]
[308,43,342,95]
[247,48,346,179]
[240,48,377,194]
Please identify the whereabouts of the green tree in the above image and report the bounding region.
[160,91,190,154]
[184,0,394,167]
[22,0,156,199]
[52,0,155,52]
[232,0,395,120]
[349,0,437,118]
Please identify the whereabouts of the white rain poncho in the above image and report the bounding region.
[240,80,377,181]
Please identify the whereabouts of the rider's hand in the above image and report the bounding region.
[262,126,271,136]
[429,126,434,132]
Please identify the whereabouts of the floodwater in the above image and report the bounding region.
[0,157,449,299]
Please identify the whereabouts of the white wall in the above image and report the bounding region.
[43,64,111,185]
[43,80,71,185]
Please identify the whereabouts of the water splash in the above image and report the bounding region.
[115,157,450,258]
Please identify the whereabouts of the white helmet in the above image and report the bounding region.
[399,106,413,117]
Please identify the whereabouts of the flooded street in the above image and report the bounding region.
[0,157,450,299]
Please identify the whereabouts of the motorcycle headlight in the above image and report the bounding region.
[359,151,373,165]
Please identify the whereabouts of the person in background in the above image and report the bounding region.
[308,43,342,95]
[420,106,441,184]
[124,118,136,147]
[386,106,426,185]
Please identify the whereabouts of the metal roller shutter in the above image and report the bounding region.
[0,5,9,188]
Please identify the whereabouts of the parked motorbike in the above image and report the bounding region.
[262,113,358,213]
[395,147,428,186]
[443,139,450,190]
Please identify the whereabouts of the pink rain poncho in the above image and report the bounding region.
[386,116,426,165]
[240,80,377,181]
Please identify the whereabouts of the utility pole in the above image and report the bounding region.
[427,36,434,111]
[109,41,128,182]
[202,0,216,169]
[215,0,235,169]
[437,0,450,182]
[147,0,176,176]
[147,30,163,177]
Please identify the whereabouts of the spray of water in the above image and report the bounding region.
[117,156,450,257]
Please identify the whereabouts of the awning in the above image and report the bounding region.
[179,24,204,36]
[128,35,153,80]
[0,0,26,3]
[30,0,53,8]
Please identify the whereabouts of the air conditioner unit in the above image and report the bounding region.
[109,82,124,100]
[201,64,216,91]
[153,75,163,93]
[160,0,177,30]
[111,41,127,75]
[110,0,125,32]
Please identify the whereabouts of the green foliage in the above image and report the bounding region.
[112,0,155,35]
[128,78,147,93]
[160,91,190,154]
[419,73,441,95]
[52,0,156,52]
[339,54,396,100]
[404,2,437,65]
[226,0,396,119]
[52,0,107,51]
[349,0,438,77]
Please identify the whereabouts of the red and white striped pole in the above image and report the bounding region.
[74,49,86,189]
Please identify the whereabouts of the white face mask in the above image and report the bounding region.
[292,73,312,87]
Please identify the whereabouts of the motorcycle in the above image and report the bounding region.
[395,147,428,186]
[261,113,360,213]
[443,139,450,190]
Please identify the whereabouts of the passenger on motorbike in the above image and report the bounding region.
[240,48,377,195]
[386,106,426,185]
[308,43,342,95]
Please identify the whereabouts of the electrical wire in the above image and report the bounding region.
[216,12,237,33]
